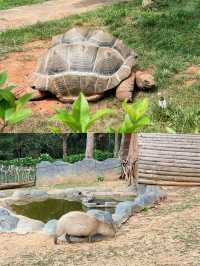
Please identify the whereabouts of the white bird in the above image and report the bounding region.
[159,96,167,109]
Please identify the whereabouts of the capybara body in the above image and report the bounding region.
[54,211,115,244]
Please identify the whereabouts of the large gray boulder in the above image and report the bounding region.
[0,208,19,232]
[137,184,167,201]
[12,189,48,202]
[0,207,44,234]
[113,201,141,225]
[0,192,6,198]
[43,219,57,236]
[14,216,44,234]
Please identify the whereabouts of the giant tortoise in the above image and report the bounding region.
[30,27,155,103]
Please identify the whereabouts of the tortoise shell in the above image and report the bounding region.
[31,27,137,98]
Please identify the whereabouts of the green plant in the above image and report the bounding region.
[151,102,200,133]
[38,153,53,162]
[0,157,37,166]
[93,150,113,161]
[111,98,150,133]
[63,150,113,163]
[96,175,104,182]
[51,92,112,133]
[63,154,85,163]
[143,207,149,212]
[0,71,32,132]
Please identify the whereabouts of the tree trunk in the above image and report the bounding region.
[128,134,138,162]
[119,134,132,160]
[119,134,125,159]
[85,133,94,159]
[63,133,69,159]
[114,133,120,158]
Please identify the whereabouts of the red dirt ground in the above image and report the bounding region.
[0,40,65,115]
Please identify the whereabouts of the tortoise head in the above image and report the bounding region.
[135,70,156,90]
[29,72,49,92]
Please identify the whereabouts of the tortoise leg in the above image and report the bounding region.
[116,72,135,102]
[14,87,47,101]
[56,94,103,103]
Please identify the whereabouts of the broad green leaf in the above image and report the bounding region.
[87,109,112,130]
[52,109,79,132]
[4,108,15,121]
[132,116,151,131]
[71,93,90,132]
[0,72,7,86]
[6,108,32,124]
[0,89,15,105]
[0,100,11,119]
[117,114,133,133]
[123,98,149,121]
[16,93,33,110]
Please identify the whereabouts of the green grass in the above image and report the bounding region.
[0,0,49,10]
[0,0,200,132]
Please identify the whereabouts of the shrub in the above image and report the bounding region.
[63,154,85,163]
[38,153,53,162]
[0,151,113,166]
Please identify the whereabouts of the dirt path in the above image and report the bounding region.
[0,0,123,31]
[1,186,200,265]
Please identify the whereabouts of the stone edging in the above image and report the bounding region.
[0,185,167,242]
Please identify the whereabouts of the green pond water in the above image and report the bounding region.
[11,199,83,223]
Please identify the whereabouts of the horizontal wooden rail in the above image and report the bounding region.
[137,134,200,186]
[0,181,35,190]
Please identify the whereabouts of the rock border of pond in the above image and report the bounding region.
[0,185,167,242]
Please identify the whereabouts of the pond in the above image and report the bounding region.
[11,199,83,223]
